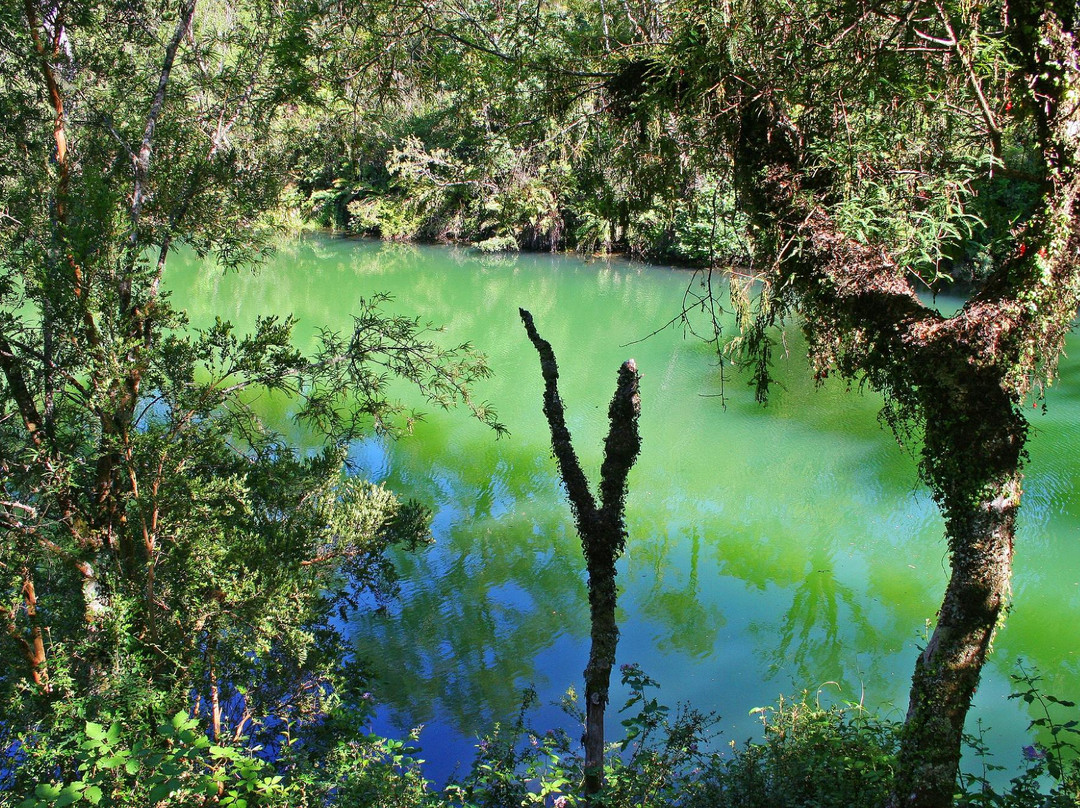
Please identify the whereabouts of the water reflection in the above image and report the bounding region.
[165,234,1080,780]
[634,527,725,658]
[353,518,588,732]
[752,545,886,691]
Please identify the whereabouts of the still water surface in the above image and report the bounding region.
[166,234,1080,782]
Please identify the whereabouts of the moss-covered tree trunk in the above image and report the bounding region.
[732,152,1056,805]
[713,6,1080,801]
[520,308,641,799]
[893,478,1020,806]
[890,375,1026,807]
[582,543,618,795]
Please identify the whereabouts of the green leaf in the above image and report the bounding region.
[85,722,106,741]
[99,755,128,770]
[149,780,182,802]
[54,784,83,808]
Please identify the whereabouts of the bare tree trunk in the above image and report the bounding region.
[520,309,641,799]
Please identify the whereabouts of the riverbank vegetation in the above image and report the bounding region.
[4,0,1080,806]
[16,666,1080,807]
[283,0,1039,283]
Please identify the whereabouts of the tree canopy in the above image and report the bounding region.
[3,0,1080,805]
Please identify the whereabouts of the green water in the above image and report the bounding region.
[167,233,1080,781]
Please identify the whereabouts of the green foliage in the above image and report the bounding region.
[445,667,719,808]
[12,660,1080,807]
[473,236,521,254]
[286,0,1044,280]
[13,698,448,807]
[274,0,747,266]
[445,687,566,808]
[0,2,499,804]
[951,661,1080,807]
[346,197,423,241]
[343,669,1080,808]
[277,698,439,808]
[602,664,716,807]
[1008,662,1080,782]
[20,713,292,808]
[692,693,899,808]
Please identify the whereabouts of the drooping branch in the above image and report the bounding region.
[520,308,641,800]
[932,1,1001,158]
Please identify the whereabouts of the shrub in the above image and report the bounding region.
[472,235,520,254]
[691,693,899,808]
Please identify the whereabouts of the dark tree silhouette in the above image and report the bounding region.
[520,308,641,798]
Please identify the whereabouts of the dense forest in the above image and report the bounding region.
[2,0,1080,806]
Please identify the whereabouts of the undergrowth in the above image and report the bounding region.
[17,662,1080,807]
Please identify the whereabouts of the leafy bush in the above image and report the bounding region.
[13,665,1080,807]
[348,197,423,241]
[19,713,292,808]
[691,693,899,808]
[443,666,718,808]
[473,235,520,253]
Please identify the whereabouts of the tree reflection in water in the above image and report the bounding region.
[164,235,1080,781]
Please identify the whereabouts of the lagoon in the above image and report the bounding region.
[166,234,1080,783]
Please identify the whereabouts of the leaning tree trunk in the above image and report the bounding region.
[890,380,1027,808]
[519,309,641,799]
[892,475,1020,807]
[727,90,1053,807]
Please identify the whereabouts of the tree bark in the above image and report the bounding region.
[892,476,1020,807]
[22,571,49,692]
[208,638,222,743]
[0,568,51,692]
[520,309,641,799]
[886,365,1027,807]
